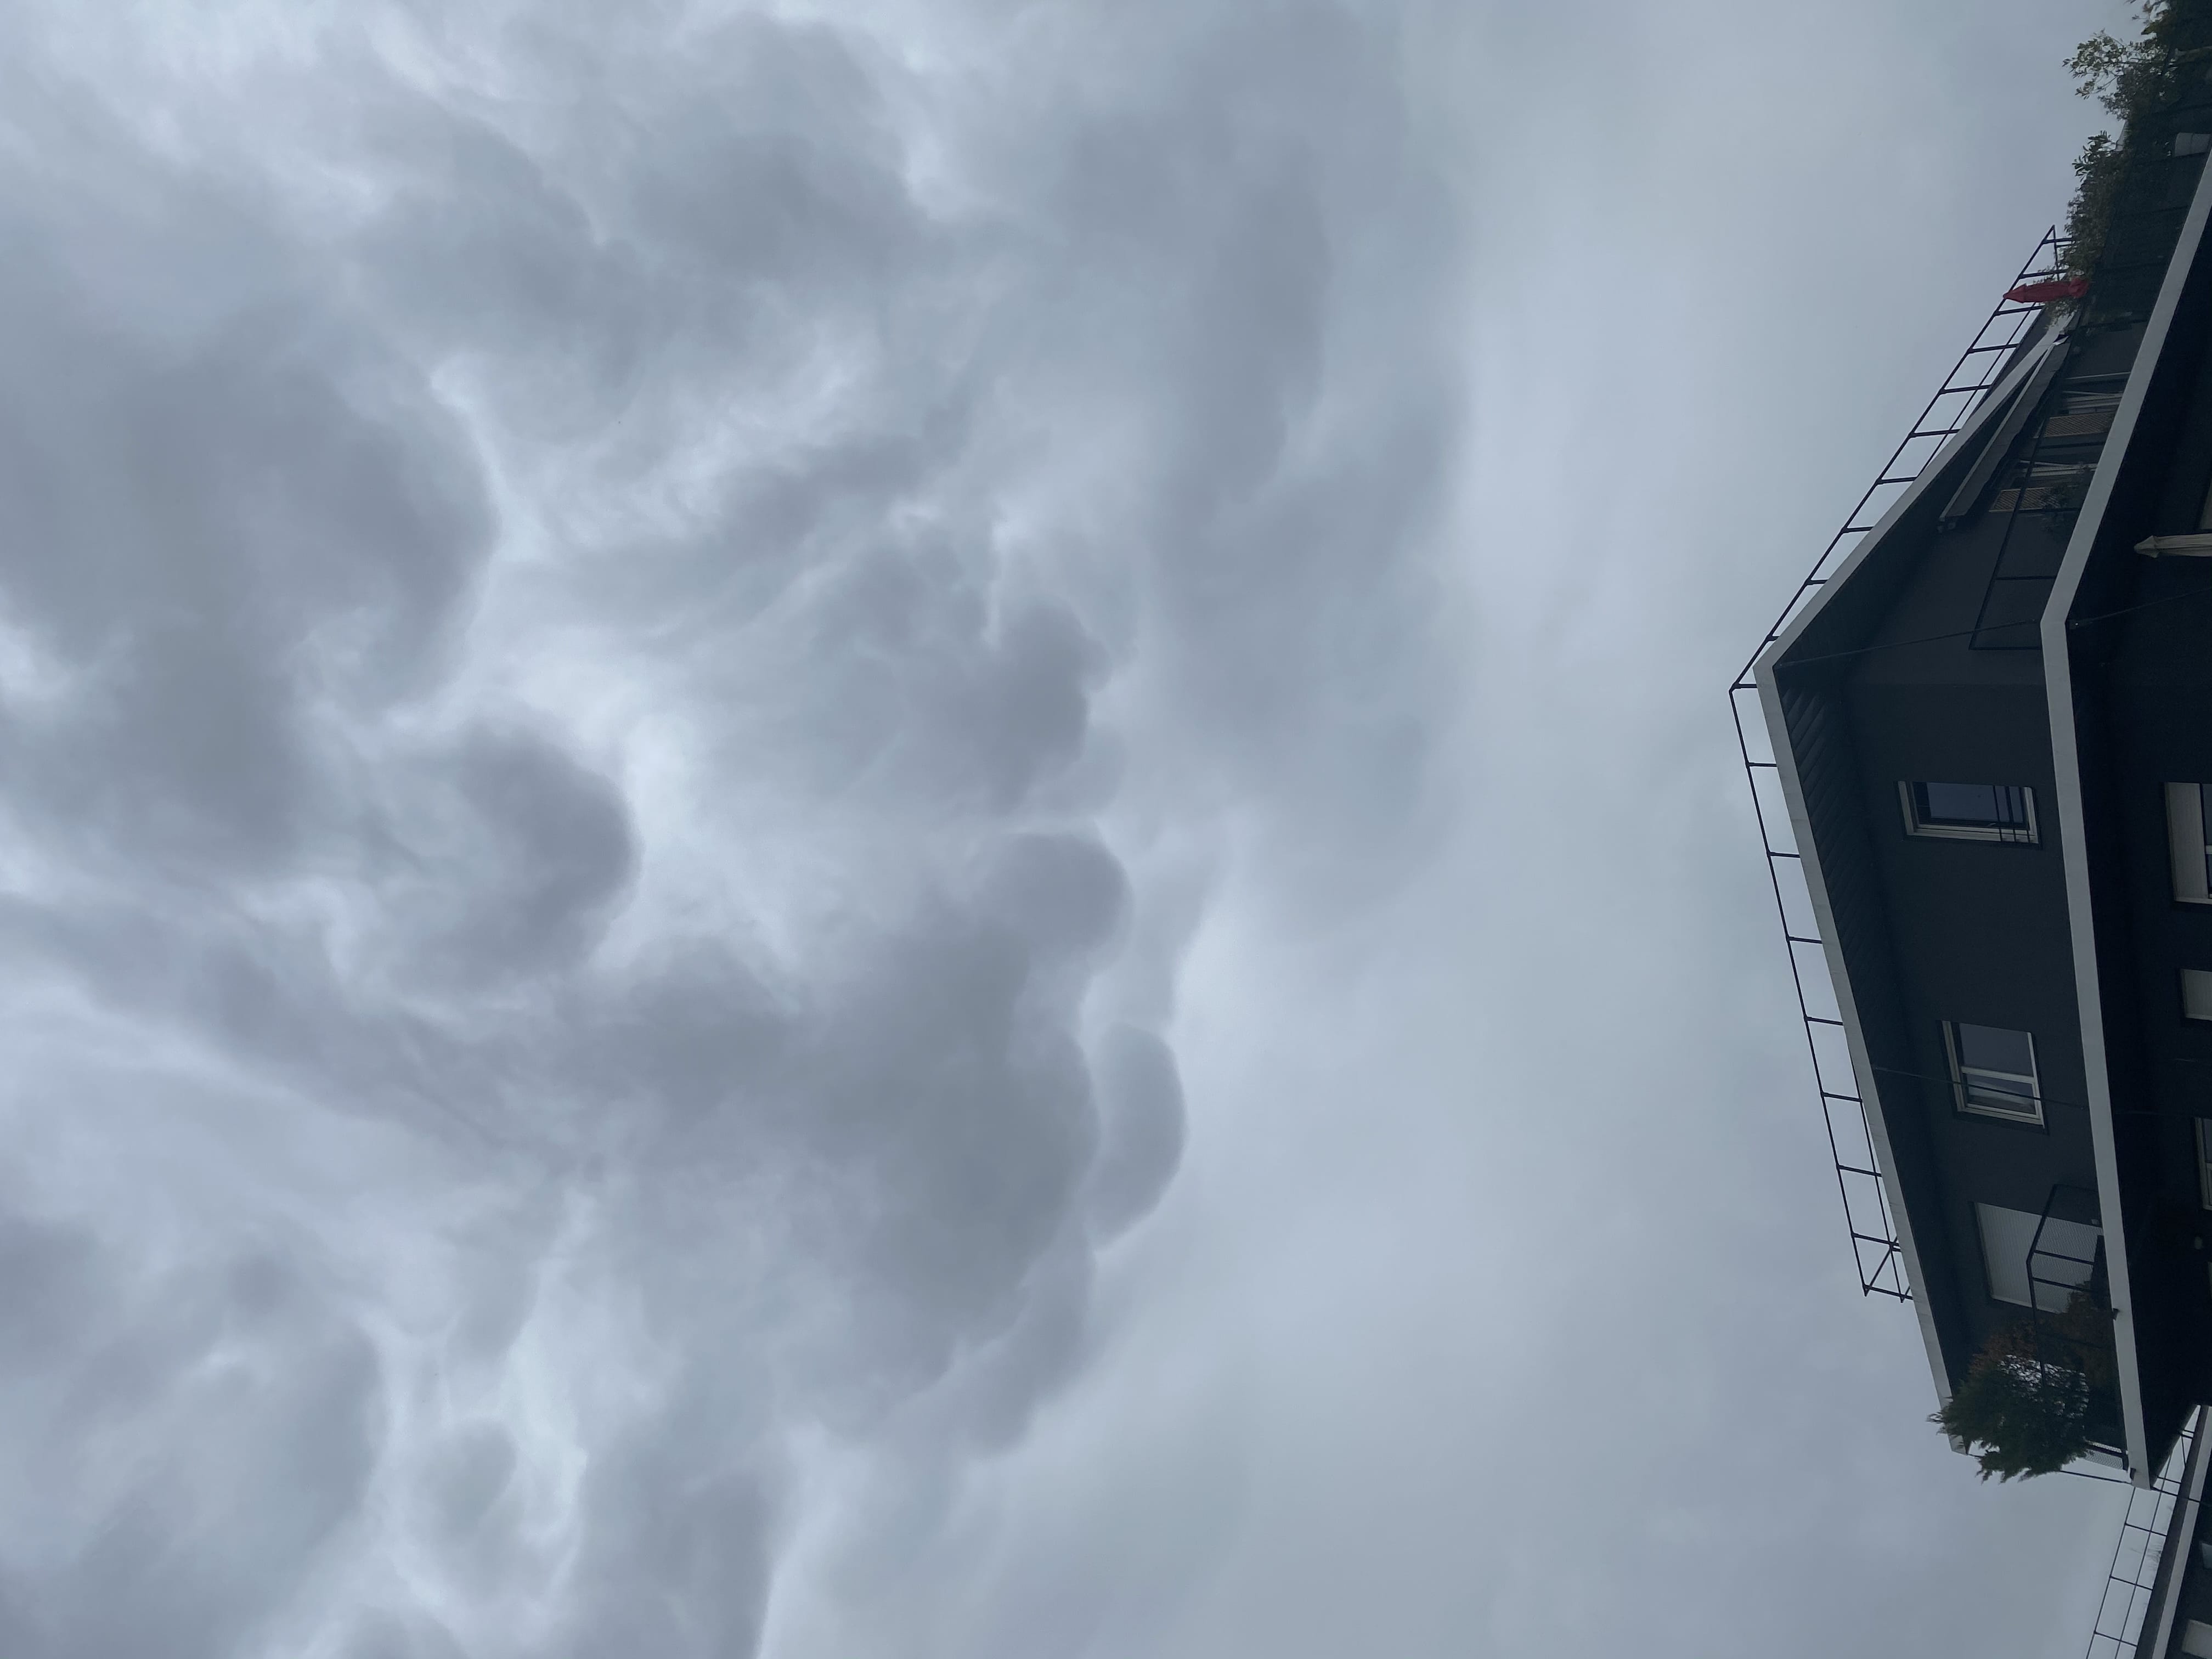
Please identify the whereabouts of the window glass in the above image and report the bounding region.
[1922,783,2015,823]
[1900,781,2038,844]
[1976,1203,2100,1308]
[1948,1021,2042,1124]
[1956,1022,2034,1075]
[2198,1120,2212,1211]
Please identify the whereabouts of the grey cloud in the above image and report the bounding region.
[944,9,1462,889]
[0,1219,379,1659]
[356,19,940,453]
[775,912,1101,1393]
[777,573,1102,811]
[548,1408,777,1659]
[618,20,923,289]
[0,0,1470,1652]
[976,831,1127,973]
[0,264,489,877]
[344,1612,469,1659]
[372,726,639,987]
[1084,1024,1185,1240]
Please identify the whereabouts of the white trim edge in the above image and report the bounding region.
[2143,1406,2211,1659]
[1762,320,2073,673]
[1754,671,1954,1402]
[2041,152,2212,1486]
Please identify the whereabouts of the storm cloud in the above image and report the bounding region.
[0,1,1464,1655]
[0,0,2165,1656]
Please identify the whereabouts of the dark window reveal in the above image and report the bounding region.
[2184,969,2212,1023]
[1899,781,2038,844]
[2166,783,2212,904]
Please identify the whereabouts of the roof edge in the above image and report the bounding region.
[1743,303,2074,1414]
[1753,320,2071,686]
[2040,148,2212,1486]
[2140,1407,2211,1659]
[1751,663,1955,1402]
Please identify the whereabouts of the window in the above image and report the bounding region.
[1946,1022,2043,1124]
[1900,782,2038,844]
[1976,1203,2100,1308]
[2198,1120,2212,1211]
[2168,783,2212,904]
[2176,131,2212,157]
[2186,970,2212,1023]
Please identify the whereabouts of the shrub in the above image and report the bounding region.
[1931,1296,2112,1481]
[2064,132,2127,278]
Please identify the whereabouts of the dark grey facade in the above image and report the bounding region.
[1756,97,2212,1481]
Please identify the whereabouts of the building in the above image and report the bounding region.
[2088,1407,2212,1658]
[1736,64,2212,1489]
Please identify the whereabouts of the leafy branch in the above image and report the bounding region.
[2061,1,2203,276]
[1932,1295,2115,1481]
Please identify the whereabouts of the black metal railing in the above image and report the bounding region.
[1967,358,2129,650]
[1728,229,2070,1300]
[2027,1183,2125,1457]
[2028,1183,2107,1312]
[2084,1413,2202,1658]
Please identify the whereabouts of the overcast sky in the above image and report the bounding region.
[0,1,2164,1655]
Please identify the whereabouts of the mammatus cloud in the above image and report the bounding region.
[0,2,1460,1654]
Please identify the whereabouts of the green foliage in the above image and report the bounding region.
[2059,2,2198,278]
[2069,8,2179,123]
[1931,1297,2112,1482]
[2064,132,2127,279]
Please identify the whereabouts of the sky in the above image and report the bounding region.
[0,0,2164,1655]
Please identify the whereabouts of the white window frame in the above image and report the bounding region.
[2167,783,2212,904]
[1898,781,2039,845]
[1945,1022,2044,1126]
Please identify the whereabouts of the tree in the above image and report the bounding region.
[2068,7,2185,126]
[1931,1296,2112,1481]
[2060,1,2203,277]
[2064,131,2126,280]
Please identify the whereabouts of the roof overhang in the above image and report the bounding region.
[2042,150,2212,1486]
[1751,323,2074,1409]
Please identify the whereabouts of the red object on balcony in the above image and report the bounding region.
[2005,276,2090,303]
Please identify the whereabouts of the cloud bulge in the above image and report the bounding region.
[0,2,1465,1656]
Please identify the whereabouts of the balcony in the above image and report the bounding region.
[2027,1183,2125,1462]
